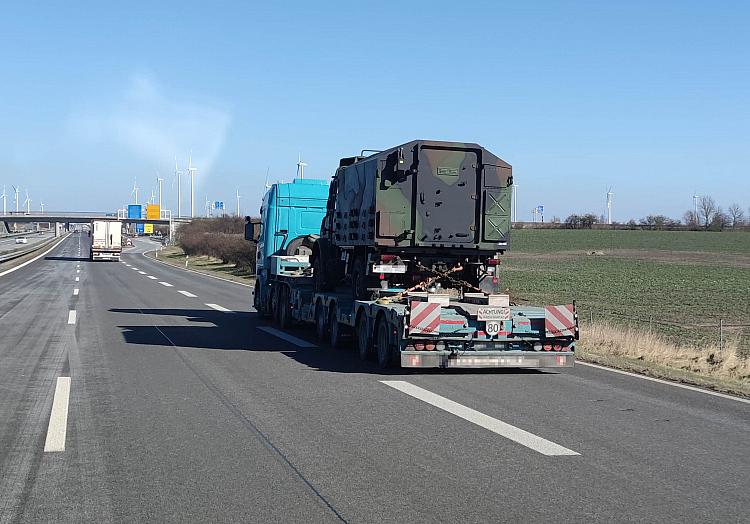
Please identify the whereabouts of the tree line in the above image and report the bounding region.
[177,217,257,271]
[564,197,748,231]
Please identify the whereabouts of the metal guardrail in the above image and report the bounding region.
[0,235,64,264]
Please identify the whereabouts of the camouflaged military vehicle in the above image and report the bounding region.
[312,140,513,299]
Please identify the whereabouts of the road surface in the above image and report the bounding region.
[0,231,54,255]
[1,233,748,522]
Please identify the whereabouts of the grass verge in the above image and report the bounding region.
[144,245,255,285]
[577,321,750,398]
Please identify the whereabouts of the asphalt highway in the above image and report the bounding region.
[1,233,748,523]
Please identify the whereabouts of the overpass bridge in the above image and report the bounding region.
[1,211,192,237]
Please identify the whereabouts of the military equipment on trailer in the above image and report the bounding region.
[312,140,513,299]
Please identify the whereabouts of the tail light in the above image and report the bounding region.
[380,254,397,262]
[543,344,553,351]
[486,258,500,266]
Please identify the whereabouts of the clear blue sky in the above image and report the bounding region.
[1,0,748,221]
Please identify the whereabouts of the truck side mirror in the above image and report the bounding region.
[245,217,262,243]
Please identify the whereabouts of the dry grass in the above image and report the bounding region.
[578,320,750,395]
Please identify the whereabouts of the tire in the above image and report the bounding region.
[356,313,371,361]
[315,303,328,342]
[376,318,392,369]
[278,286,290,329]
[329,306,342,350]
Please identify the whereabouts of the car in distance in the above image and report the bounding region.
[15,237,28,244]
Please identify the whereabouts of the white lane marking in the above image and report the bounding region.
[67,310,77,324]
[0,234,70,278]
[576,361,750,405]
[73,288,79,296]
[138,271,147,275]
[76,264,80,268]
[206,303,231,312]
[147,275,158,280]
[159,281,173,287]
[178,290,197,297]
[381,380,579,456]
[76,269,80,273]
[257,326,318,348]
[75,276,79,282]
[141,250,253,288]
[131,267,139,271]
[44,377,71,452]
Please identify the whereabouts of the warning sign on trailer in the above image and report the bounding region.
[477,306,511,321]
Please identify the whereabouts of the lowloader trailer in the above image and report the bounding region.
[247,141,578,369]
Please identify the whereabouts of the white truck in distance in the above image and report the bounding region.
[90,220,122,261]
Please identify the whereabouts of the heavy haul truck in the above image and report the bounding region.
[247,140,578,368]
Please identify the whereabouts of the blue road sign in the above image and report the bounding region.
[214,201,224,210]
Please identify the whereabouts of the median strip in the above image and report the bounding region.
[44,377,71,452]
[380,380,580,456]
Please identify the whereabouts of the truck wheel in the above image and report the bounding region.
[254,281,269,318]
[315,303,328,342]
[329,306,342,350]
[356,314,371,361]
[278,286,290,329]
[376,319,392,368]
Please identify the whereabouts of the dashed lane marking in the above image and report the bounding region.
[75,277,79,282]
[179,290,197,297]
[206,303,231,312]
[67,310,77,325]
[44,377,71,452]
[256,326,318,348]
[147,276,158,280]
[159,281,173,287]
[381,380,580,457]
[138,271,147,275]
[73,288,79,296]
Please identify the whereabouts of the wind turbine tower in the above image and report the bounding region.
[606,187,613,225]
[692,192,699,218]
[157,173,164,209]
[24,189,31,214]
[132,179,139,205]
[1,186,6,215]
[297,154,307,179]
[13,185,20,213]
[236,189,241,217]
[40,200,45,214]
[188,152,197,218]
[175,157,182,217]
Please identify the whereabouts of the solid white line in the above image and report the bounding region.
[381,380,579,456]
[178,290,197,297]
[159,281,173,287]
[206,303,231,312]
[147,275,158,280]
[138,271,147,275]
[75,276,79,282]
[256,326,318,348]
[576,361,750,405]
[141,250,253,288]
[73,288,79,296]
[0,234,70,278]
[67,310,77,324]
[44,377,71,452]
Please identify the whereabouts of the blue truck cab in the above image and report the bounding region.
[249,178,329,314]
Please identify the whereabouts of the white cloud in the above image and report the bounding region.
[68,74,231,180]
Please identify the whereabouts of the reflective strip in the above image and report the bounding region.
[409,301,442,334]
[545,304,575,336]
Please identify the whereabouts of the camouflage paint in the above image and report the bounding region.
[326,140,512,252]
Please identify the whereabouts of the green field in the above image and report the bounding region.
[502,229,750,352]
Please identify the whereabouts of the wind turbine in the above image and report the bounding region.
[296,154,307,179]
[264,167,271,189]
[132,179,139,205]
[156,172,164,209]
[174,156,182,217]
[188,151,197,218]
[24,189,31,214]
[12,185,20,213]
[1,186,6,215]
[40,200,45,214]
[236,189,241,217]
[692,192,699,218]
[606,187,613,225]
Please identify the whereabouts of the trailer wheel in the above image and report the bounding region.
[329,306,342,350]
[278,286,290,329]
[356,313,371,361]
[376,318,393,369]
[315,303,328,342]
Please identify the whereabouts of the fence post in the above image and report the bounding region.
[719,319,724,351]
[185,255,189,268]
